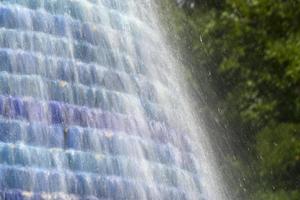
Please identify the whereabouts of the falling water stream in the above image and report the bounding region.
[0,0,227,199]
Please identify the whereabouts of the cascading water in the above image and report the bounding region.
[0,0,227,199]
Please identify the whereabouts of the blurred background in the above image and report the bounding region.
[158,0,300,199]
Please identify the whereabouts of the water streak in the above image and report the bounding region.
[0,0,226,199]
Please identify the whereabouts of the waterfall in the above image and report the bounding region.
[0,0,226,199]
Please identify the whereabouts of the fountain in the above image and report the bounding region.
[0,0,227,199]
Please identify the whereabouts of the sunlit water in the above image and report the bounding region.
[0,0,227,199]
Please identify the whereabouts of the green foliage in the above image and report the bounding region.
[252,190,300,200]
[215,0,300,127]
[257,123,300,189]
[160,0,300,199]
